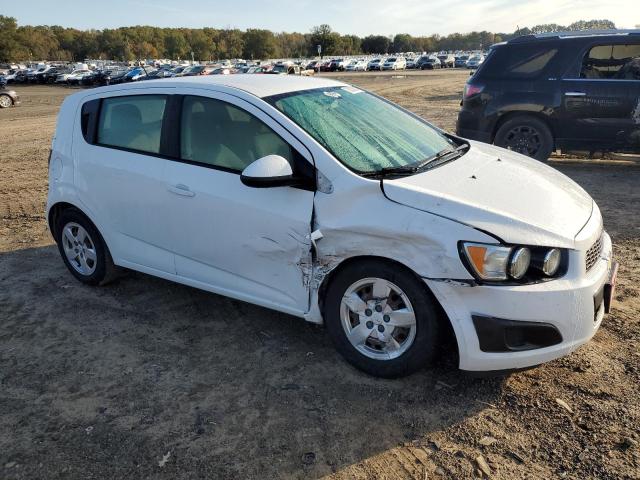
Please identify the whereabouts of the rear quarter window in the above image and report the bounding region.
[96,95,167,154]
[80,99,100,143]
[479,44,560,80]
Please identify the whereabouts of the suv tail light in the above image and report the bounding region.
[463,83,484,99]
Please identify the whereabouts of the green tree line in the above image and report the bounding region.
[0,16,616,62]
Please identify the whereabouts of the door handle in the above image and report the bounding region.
[565,91,586,97]
[168,184,195,197]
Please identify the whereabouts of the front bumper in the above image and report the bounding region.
[426,231,614,371]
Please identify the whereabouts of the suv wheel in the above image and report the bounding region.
[494,115,554,161]
[324,260,440,378]
[56,209,117,286]
[0,94,13,108]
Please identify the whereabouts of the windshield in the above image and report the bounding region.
[267,86,457,174]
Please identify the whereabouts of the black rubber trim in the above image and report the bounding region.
[462,365,539,377]
[604,260,618,314]
[472,315,563,353]
[78,92,317,192]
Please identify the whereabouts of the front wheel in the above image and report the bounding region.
[324,260,441,378]
[494,115,554,161]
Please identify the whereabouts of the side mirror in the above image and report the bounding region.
[240,155,297,188]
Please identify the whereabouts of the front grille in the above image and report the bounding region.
[585,233,603,271]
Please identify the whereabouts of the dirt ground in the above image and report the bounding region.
[0,71,638,480]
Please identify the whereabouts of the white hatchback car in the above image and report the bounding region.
[47,75,616,378]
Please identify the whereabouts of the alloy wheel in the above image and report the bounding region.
[0,95,12,108]
[504,125,542,156]
[340,277,417,360]
[61,222,98,275]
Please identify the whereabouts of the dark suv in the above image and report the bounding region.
[457,30,640,160]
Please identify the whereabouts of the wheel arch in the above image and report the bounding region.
[491,111,556,147]
[316,255,458,351]
[48,201,104,247]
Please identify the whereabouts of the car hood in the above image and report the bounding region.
[382,141,594,248]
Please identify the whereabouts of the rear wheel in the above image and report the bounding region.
[0,94,13,108]
[494,115,554,161]
[56,209,117,286]
[324,260,440,378]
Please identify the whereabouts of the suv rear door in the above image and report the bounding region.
[558,40,640,152]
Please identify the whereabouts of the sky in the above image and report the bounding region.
[3,0,639,36]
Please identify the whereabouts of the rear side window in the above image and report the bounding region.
[97,95,167,154]
[80,99,100,143]
[180,95,294,172]
[580,44,640,80]
[480,44,559,79]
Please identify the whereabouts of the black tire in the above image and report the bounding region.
[494,115,554,161]
[56,208,117,286]
[324,259,441,378]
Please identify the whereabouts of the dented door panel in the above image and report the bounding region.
[164,89,316,316]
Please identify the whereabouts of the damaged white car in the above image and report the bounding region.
[47,75,617,377]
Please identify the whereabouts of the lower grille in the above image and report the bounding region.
[585,233,603,272]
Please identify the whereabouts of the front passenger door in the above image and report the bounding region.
[163,92,315,315]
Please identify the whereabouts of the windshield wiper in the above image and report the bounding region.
[361,163,425,178]
[423,143,470,167]
[362,142,470,178]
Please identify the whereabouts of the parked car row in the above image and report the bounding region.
[305,53,486,72]
[2,51,486,91]
[0,59,320,90]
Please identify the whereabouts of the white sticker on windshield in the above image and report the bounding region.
[323,91,342,98]
[342,86,363,94]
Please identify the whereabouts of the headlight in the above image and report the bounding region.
[461,242,565,283]
[461,243,512,281]
[541,248,561,276]
[509,247,531,279]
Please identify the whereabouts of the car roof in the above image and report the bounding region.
[81,75,347,99]
[507,29,640,44]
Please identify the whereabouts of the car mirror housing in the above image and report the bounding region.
[240,155,298,188]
